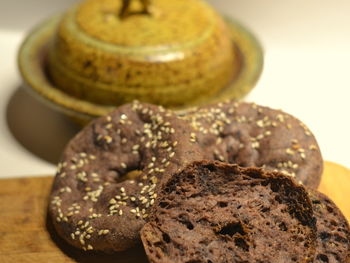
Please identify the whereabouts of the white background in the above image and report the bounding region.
[0,0,349,177]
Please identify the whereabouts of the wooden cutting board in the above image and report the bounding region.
[0,161,349,263]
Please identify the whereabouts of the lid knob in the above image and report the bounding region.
[119,0,152,19]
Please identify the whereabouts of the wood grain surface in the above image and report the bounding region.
[0,161,349,263]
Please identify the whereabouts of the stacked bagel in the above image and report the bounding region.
[49,100,349,262]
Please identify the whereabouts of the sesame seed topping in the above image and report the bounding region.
[104,135,113,144]
[309,145,317,151]
[286,148,295,155]
[251,141,260,149]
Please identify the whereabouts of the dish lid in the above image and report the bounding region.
[48,0,239,107]
[76,0,217,48]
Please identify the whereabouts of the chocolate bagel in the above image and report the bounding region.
[49,101,203,252]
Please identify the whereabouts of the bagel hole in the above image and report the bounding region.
[217,222,246,237]
[278,222,288,231]
[218,201,228,208]
[317,254,329,262]
[234,237,249,251]
[320,231,331,241]
[111,167,143,183]
[178,214,194,230]
[162,233,171,243]
[123,169,143,181]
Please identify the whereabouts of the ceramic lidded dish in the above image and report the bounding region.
[18,0,263,123]
[49,0,239,107]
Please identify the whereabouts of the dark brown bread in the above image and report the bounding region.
[49,101,204,252]
[310,190,350,262]
[141,161,317,263]
[180,100,323,188]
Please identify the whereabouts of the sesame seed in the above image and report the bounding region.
[104,135,112,144]
[105,123,113,129]
[256,134,264,140]
[256,120,264,127]
[132,145,140,150]
[252,141,260,149]
[309,145,317,150]
[286,148,295,155]
[276,114,285,122]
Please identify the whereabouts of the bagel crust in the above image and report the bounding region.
[49,101,203,252]
[180,100,323,188]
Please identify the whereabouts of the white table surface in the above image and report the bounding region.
[0,0,349,178]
